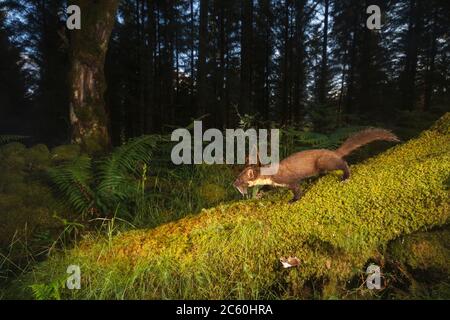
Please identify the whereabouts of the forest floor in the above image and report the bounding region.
[2,113,449,300]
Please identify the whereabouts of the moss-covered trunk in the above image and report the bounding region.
[69,0,119,154]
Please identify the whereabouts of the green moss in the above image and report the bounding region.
[0,182,62,247]
[25,144,51,169]
[389,230,450,273]
[81,134,105,155]
[430,112,450,134]
[2,181,27,195]
[0,143,26,171]
[0,143,27,192]
[51,145,81,163]
[0,144,73,255]
[198,183,228,203]
[387,227,450,299]
[0,173,25,192]
[6,113,450,299]
[0,142,26,156]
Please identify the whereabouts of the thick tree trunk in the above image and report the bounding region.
[69,0,119,154]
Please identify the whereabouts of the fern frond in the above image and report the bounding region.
[293,132,329,146]
[97,135,158,197]
[0,135,28,145]
[48,155,94,214]
[48,136,159,218]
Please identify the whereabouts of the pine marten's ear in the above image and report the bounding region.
[246,168,255,179]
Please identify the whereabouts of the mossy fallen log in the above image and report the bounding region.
[386,226,450,299]
[7,114,450,299]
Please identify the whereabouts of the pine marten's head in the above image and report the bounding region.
[233,166,261,196]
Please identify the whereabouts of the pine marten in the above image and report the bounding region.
[233,128,400,203]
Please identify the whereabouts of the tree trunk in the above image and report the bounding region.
[401,0,423,110]
[197,0,209,117]
[255,0,272,122]
[146,0,156,133]
[423,8,438,112]
[293,0,306,122]
[280,0,291,124]
[317,0,329,104]
[190,0,195,109]
[345,12,359,115]
[217,2,226,128]
[69,0,119,154]
[239,0,254,115]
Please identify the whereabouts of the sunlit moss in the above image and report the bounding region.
[6,113,450,299]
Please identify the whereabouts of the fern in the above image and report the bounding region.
[48,135,159,218]
[0,135,28,145]
[30,279,64,300]
[48,155,94,214]
[278,126,366,157]
[97,135,157,197]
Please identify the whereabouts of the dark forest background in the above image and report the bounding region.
[0,0,449,147]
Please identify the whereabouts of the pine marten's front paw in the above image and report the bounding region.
[255,191,265,199]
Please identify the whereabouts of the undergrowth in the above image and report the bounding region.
[4,113,449,300]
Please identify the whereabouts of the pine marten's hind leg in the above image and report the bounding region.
[288,184,303,203]
[317,156,350,181]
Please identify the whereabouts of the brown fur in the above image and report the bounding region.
[233,128,399,203]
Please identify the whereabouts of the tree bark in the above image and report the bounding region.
[239,0,254,115]
[69,0,119,154]
[190,0,196,109]
[317,0,329,104]
[255,0,272,121]
[293,0,306,122]
[401,0,423,110]
[280,0,291,124]
[146,0,156,133]
[197,0,209,117]
[217,1,226,128]
[423,8,438,112]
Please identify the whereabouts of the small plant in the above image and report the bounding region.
[47,135,159,219]
[30,277,66,300]
[0,135,28,145]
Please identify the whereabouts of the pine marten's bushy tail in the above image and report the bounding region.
[335,128,400,157]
